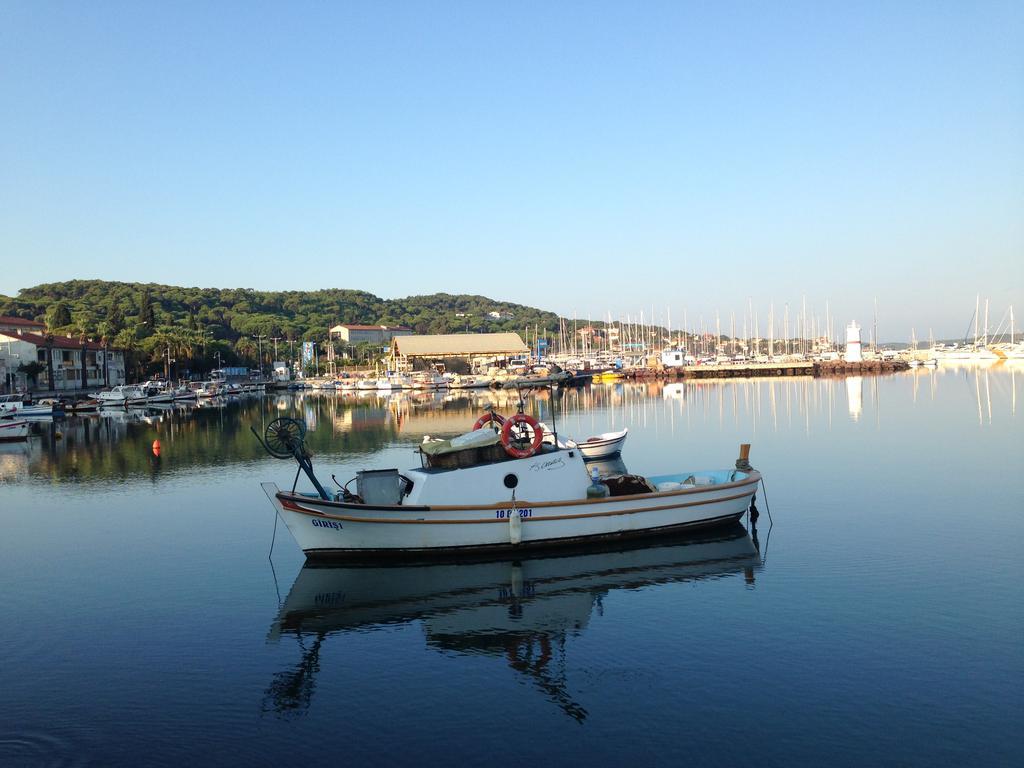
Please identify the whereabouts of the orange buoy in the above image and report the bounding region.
[152,439,161,457]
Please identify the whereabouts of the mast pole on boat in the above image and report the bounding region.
[975,294,980,347]
[984,298,989,347]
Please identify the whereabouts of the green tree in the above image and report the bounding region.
[138,288,155,330]
[71,310,95,342]
[46,300,72,330]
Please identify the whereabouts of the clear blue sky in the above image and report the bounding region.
[2,1,1021,340]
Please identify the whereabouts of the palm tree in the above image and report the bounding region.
[114,326,142,383]
[96,320,112,386]
[43,333,55,393]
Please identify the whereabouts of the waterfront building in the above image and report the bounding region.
[390,332,528,371]
[0,328,126,392]
[0,315,45,334]
[328,324,413,344]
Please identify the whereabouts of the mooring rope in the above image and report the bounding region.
[268,508,279,559]
[759,476,774,525]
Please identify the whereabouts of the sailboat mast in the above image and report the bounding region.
[984,298,989,346]
[975,294,980,347]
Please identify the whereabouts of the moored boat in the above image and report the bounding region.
[196,381,222,399]
[256,406,761,560]
[171,385,197,401]
[0,419,30,442]
[94,384,149,406]
[0,394,56,418]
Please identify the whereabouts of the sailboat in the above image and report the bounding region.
[994,306,1024,361]
[907,329,922,367]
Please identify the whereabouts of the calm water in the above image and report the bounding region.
[1,366,1022,766]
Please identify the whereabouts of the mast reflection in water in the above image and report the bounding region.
[264,524,764,721]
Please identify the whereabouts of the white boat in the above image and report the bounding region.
[576,428,628,459]
[195,381,222,399]
[257,413,760,560]
[355,378,378,391]
[376,374,412,391]
[0,394,55,418]
[94,385,149,406]
[140,381,174,404]
[0,419,30,442]
[171,385,197,401]
[449,375,494,389]
[409,372,449,390]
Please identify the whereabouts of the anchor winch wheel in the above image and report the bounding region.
[264,417,307,459]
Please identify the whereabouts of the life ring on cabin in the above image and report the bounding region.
[500,414,543,459]
[473,412,506,431]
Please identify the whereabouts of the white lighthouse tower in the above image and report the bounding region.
[844,321,863,363]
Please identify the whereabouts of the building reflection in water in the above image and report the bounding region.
[846,376,863,422]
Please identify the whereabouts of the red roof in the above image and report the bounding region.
[0,315,45,329]
[0,330,121,351]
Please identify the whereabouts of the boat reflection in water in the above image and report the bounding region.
[265,523,764,721]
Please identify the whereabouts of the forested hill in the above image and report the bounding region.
[0,280,563,368]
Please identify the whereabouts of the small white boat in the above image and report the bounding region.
[257,413,759,560]
[0,395,56,418]
[576,428,629,459]
[141,382,174,404]
[376,374,412,391]
[449,375,494,389]
[0,419,30,442]
[95,385,149,407]
[171,385,197,401]
[409,372,449,390]
[196,382,222,399]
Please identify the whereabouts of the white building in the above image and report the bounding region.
[0,324,126,392]
[844,322,863,363]
[660,348,696,368]
[329,324,414,344]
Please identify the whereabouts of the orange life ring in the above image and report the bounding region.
[473,412,506,431]
[500,414,543,459]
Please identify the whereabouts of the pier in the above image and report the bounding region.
[627,359,908,381]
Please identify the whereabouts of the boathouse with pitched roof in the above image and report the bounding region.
[389,332,528,371]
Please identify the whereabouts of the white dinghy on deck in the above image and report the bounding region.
[576,428,628,459]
